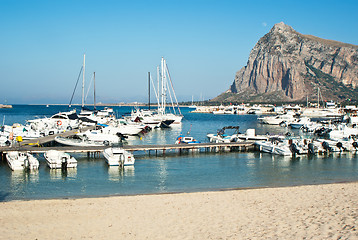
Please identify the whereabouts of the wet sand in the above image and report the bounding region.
[1,182,358,239]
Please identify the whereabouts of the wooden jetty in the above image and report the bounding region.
[0,142,255,157]
[0,125,255,160]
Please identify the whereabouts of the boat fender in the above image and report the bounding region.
[353,142,358,149]
[308,143,315,154]
[336,142,343,149]
[57,120,62,126]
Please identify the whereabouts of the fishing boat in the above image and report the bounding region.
[44,150,77,169]
[102,147,135,166]
[6,151,39,171]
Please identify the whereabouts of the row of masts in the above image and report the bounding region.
[77,55,180,116]
[147,57,181,115]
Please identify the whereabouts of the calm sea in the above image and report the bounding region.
[0,105,357,201]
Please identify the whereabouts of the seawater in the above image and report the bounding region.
[0,105,358,201]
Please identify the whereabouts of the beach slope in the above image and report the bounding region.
[1,182,358,239]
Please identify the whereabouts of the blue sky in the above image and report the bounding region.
[1,0,357,104]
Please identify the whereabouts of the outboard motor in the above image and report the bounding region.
[322,141,332,152]
[290,143,300,154]
[61,156,68,169]
[308,143,315,155]
[336,142,345,151]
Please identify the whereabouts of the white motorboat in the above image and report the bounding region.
[288,117,312,129]
[235,129,269,141]
[258,112,296,125]
[207,126,240,143]
[44,150,77,169]
[255,138,292,156]
[247,106,263,115]
[54,136,107,147]
[110,120,147,135]
[2,123,42,140]
[329,124,358,140]
[103,147,135,166]
[315,138,358,152]
[6,151,39,171]
[76,125,126,145]
[131,109,175,128]
[0,135,10,146]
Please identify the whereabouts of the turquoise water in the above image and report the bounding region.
[0,105,358,201]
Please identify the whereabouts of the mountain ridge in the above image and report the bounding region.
[212,22,358,103]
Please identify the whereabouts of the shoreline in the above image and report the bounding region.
[2,180,357,203]
[1,182,358,239]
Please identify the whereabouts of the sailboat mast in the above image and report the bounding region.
[82,54,86,108]
[93,72,96,111]
[157,66,160,110]
[148,72,151,110]
[161,57,165,114]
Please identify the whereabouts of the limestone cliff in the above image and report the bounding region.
[214,22,358,103]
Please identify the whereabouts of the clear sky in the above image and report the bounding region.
[1,0,357,104]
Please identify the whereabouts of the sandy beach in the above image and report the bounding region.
[1,182,358,239]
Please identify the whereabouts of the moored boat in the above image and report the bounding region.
[44,150,77,169]
[6,151,39,171]
[103,147,135,166]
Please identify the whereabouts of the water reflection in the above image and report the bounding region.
[49,168,77,180]
[10,169,39,185]
[157,159,168,191]
[108,166,135,182]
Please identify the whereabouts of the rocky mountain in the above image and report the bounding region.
[213,22,358,103]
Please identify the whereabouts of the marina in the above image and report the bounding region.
[0,104,358,202]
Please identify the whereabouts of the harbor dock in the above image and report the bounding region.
[0,127,255,157]
[0,141,255,156]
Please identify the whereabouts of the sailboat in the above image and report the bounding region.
[188,95,197,109]
[131,57,183,128]
[156,57,183,124]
